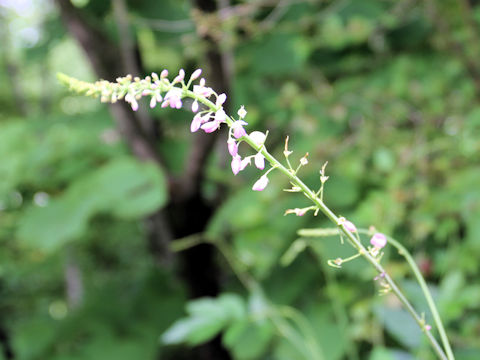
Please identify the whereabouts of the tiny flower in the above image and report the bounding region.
[150,96,157,108]
[300,154,309,166]
[173,69,185,83]
[252,175,269,191]
[160,69,168,79]
[231,155,242,175]
[237,105,247,119]
[190,113,203,132]
[232,120,248,139]
[239,157,250,171]
[374,272,386,281]
[193,80,214,97]
[125,93,139,111]
[216,93,227,106]
[130,99,139,111]
[201,120,220,133]
[370,233,387,248]
[227,139,238,157]
[285,208,308,216]
[254,153,265,170]
[249,131,266,147]
[163,88,182,109]
[425,325,432,331]
[215,109,227,122]
[344,220,357,233]
[192,100,199,112]
[190,69,202,81]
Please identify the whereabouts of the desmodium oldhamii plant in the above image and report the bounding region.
[58,69,455,360]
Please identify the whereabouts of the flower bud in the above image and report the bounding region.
[254,153,265,170]
[190,69,202,81]
[252,175,269,191]
[237,105,247,119]
[227,139,238,157]
[370,233,387,248]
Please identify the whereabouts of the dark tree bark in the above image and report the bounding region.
[55,0,233,358]
[54,0,173,267]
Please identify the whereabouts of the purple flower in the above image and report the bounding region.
[232,120,248,139]
[370,233,387,248]
[231,155,242,175]
[252,175,269,191]
[228,139,238,157]
[254,153,265,170]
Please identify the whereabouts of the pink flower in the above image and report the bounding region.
[249,131,266,147]
[252,175,269,191]
[160,69,168,79]
[150,96,157,108]
[370,233,387,248]
[254,153,265,170]
[163,88,182,109]
[193,79,214,97]
[232,120,248,138]
[240,157,250,171]
[190,113,203,132]
[190,69,202,81]
[215,109,227,122]
[130,99,139,111]
[192,100,199,112]
[216,93,227,106]
[231,155,242,175]
[228,139,238,157]
[344,220,357,233]
[201,120,220,133]
[173,69,185,83]
[125,93,138,111]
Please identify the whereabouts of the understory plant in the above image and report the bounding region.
[59,69,455,360]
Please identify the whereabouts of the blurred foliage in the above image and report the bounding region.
[1,0,480,359]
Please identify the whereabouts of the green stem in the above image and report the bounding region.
[378,232,454,360]
[184,88,451,360]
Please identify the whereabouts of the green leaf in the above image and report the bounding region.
[17,157,167,252]
[375,306,421,349]
[223,319,274,360]
[161,293,247,346]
